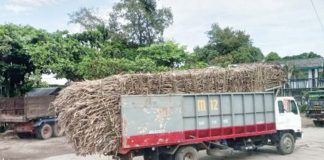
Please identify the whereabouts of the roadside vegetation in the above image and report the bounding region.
[0,0,322,97]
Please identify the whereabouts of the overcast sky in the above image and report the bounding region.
[0,0,324,57]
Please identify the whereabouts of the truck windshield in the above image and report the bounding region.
[278,100,299,115]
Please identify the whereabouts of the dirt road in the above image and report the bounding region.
[0,117,323,160]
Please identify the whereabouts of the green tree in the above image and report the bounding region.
[109,0,173,45]
[28,31,90,81]
[194,24,263,66]
[136,41,187,67]
[207,24,251,55]
[0,24,47,96]
[282,52,322,60]
[265,52,281,62]
[69,0,173,45]
[111,0,173,45]
[69,8,104,30]
[232,46,263,63]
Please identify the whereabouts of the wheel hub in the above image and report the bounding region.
[184,153,194,160]
[283,137,292,150]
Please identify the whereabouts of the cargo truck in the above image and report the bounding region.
[0,87,60,139]
[115,92,302,160]
[305,90,324,127]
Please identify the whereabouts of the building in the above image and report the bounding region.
[273,57,324,102]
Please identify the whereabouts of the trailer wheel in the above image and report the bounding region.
[175,146,198,160]
[0,125,7,133]
[36,124,53,140]
[52,123,63,137]
[277,133,295,155]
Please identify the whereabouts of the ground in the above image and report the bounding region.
[0,116,323,160]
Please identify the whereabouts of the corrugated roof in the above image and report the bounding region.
[25,87,60,97]
[273,58,324,69]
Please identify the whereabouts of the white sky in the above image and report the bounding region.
[41,74,67,85]
[160,0,324,56]
[0,0,324,57]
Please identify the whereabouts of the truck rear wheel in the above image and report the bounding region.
[277,133,295,155]
[36,124,53,139]
[175,146,198,160]
[52,123,63,137]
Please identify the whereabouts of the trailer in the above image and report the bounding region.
[0,87,61,139]
[116,92,302,160]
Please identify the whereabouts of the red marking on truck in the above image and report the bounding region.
[120,123,276,153]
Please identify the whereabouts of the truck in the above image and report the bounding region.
[115,92,302,160]
[305,90,324,127]
[0,87,61,139]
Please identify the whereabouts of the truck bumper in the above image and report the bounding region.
[296,132,303,139]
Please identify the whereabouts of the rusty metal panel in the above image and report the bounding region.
[121,92,276,149]
[0,97,26,122]
[0,114,26,122]
[25,95,56,119]
[121,95,183,137]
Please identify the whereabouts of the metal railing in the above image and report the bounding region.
[286,78,324,89]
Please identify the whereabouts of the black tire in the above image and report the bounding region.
[277,133,295,155]
[175,146,198,160]
[0,125,7,133]
[52,123,63,137]
[36,123,53,140]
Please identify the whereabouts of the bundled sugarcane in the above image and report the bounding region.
[52,63,286,155]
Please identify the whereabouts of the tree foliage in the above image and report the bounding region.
[136,41,187,67]
[3,1,322,97]
[0,24,47,96]
[265,52,281,62]
[194,24,264,66]
[69,8,104,30]
[69,0,173,46]
[111,0,173,45]
[282,52,322,60]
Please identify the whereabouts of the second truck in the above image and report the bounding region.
[0,87,61,139]
[306,90,324,127]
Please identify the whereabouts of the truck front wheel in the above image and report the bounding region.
[175,146,198,160]
[277,133,295,155]
[36,123,53,139]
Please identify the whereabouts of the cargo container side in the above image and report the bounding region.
[120,92,276,151]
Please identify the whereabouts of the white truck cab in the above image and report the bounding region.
[275,97,302,137]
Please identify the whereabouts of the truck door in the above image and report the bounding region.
[276,98,302,132]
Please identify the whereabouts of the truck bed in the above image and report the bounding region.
[0,97,25,122]
[120,92,276,152]
[0,96,56,122]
